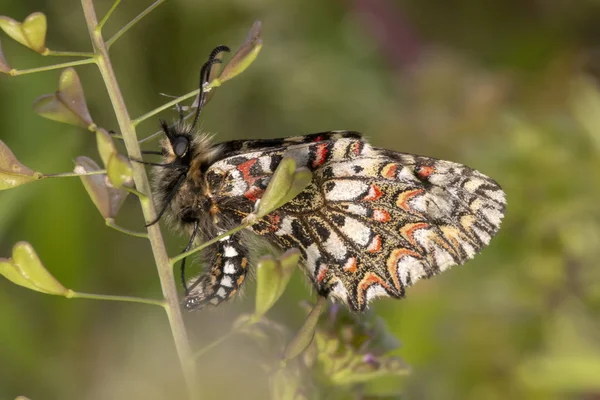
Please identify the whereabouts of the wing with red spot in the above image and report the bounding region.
[206,131,506,311]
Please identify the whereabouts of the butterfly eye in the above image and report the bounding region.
[173,137,189,157]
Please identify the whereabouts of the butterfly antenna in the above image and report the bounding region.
[189,45,231,132]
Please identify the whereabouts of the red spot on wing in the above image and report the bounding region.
[362,185,382,201]
[266,213,281,232]
[317,265,328,283]
[367,235,382,253]
[373,209,391,222]
[350,141,362,156]
[312,143,329,168]
[313,135,323,142]
[342,257,357,273]
[416,165,435,179]
[244,186,264,202]
[238,158,258,183]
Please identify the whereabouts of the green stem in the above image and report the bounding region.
[69,290,165,307]
[123,186,148,201]
[9,58,97,76]
[170,221,252,266]
[43,170,107,178]
[43,50,96,58]
[133,89,199,127]
[81,1,197,398]
[105,218,149,238]
[106,0,167,49]
[97,0,122,32]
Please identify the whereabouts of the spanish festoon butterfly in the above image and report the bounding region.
[145,46,506,312]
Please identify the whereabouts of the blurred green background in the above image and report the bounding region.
[1,0,600,399]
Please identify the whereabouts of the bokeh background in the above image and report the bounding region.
[1,0,600,399]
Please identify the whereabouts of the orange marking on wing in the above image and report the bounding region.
[381,163,397,178]
[416,165,435,179]
[356,272,390,308]
[386,248,422,291]
[399,222,430,246]
[312,143,329,168]
[351,141,361,156]
[373,209,391,222]
[362,185,382,201]
[367,235,382,253]
[342,257,357,273]
[396,189,424,212]
[237,275,245,285]
[240,258,248,269]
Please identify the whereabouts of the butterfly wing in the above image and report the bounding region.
[204,132,506,311]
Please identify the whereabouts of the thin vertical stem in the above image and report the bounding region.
[80,1,197,398]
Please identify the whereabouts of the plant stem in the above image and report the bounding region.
[170,221,252,266]
[69,290,165,307]
[106,0,167,49]
[81,1,197,398]
[105,218,149,238]
[43,170,107,178]
[133,89,199,127]
[43,50,96,58]
[9,58,96,76]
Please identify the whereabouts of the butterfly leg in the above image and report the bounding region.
[183,231,249,310]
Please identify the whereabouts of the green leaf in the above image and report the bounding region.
[75,156,128,219]
[95,128,117,167]
[0,241,69,295]
[254,249,300,318]
[206,21,262,90]
[0,140,42,190]
[253,158,312,219]
[106,153,133,188]
[283,297,327,361]
[0,12,47,53]
[32,68,93,128]
[0,40,11,74]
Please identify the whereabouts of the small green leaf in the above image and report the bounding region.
[95,128,117,167]
[107,153,133,188]
[0,140,42,190]
[275,249,300,300]
[0,12,47,53]
[0,40,11,74]
[254,256,281,317]
[0,242,69,295]
[253,158,312,219]
[206,21,262,90]
[75,156,128,219]
[32,68,93,128]
[283,297,327,361]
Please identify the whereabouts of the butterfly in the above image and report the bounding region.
[144,47,506,312]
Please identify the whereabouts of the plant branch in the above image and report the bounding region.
[106,0,167,49]
[80,1,197,398]
[97,0,122,32]
[170,221,253,266]
[105,218,149,238]
[44,50,96,58]
[43,170,107,178]
[69,290,165,307]
[9,58,96,76]
[133,89,199,127]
